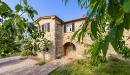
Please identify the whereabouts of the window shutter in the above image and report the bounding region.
[47,23,50,32]
[72,23,75,32]
[39,25,41,32]
[64,25,66,33]
[42,24,44,32]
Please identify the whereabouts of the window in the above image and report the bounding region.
[37,23,50,32]
[37,25,41,32]
[64,23,75,33]
[72,23,75,32]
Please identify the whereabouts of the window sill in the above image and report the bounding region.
[64,32,74,33]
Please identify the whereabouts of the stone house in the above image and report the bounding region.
[36,15,129,61]
[36,15,93,61]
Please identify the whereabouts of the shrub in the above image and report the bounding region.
[71,60,95,75]
[20,50,34,56]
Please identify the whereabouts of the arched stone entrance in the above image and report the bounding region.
[63,42,76,57]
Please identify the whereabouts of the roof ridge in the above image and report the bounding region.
[36,15,87,24]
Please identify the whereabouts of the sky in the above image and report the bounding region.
[4,0,87,21]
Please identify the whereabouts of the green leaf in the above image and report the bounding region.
[0,2,12,17]
[124,13,130,29]
[88,1,98,18]
[123,0,130,13]
[23,0,27,5]
[24,6,38,20]
[108,0,123,20]
[63,0,68,5]
[15,4,22,12]
[71,29,80,41]
[91,21,98,39]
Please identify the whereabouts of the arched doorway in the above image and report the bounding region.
[64,42,76,57]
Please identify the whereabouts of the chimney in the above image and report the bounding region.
[82,14,86,18]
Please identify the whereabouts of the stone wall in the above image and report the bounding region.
[63,20,91,58]
[38,19,56,60]
[55,20,64,58]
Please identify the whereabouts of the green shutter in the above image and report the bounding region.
[42,25,44,32]
[64,25,66,33]
[47,23,50,32]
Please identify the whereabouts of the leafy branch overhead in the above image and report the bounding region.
[65,0,130,65]
[0,0,38,56]
[0,0,38,36]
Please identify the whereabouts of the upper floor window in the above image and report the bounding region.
[64,23,75,33]
[42,23,50,32]
[37,23,50,32]
[37,25,41,32]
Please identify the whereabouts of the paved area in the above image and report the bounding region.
[37,57,75,75]
[0,57,75,75]
[0,56,21,65]
[0,59,37,75]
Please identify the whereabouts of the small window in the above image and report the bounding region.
[37,25,41,32]
[64,23,75,33]
[66,24,72,32]
[42,23,50,32]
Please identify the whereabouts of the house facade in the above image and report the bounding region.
[36,15,93,60]
[36,15,130,61]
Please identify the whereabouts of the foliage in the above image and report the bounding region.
[21,31,51,56]
[95,57,130,75]
[64,0,130,65]
[50,57,130,75]
[0,0,50,57]
[0,31,21,57]
[49,65,72,75]
[71,60,95,75]
[20,50,34,56]
[31,32,51,52]
[0,0,38,57]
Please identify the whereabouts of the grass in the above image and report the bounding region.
[0,52,21,59]
[50,57,130,75]
[19,56,28,60]
[35,60,45,66]
[95,57,130,75]
[28,56,46,66]
[20,56,46,66]
[49,65,72,75]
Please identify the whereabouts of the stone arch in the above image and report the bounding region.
[63,42,76,56]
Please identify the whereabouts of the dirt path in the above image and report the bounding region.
[0,57,75,75]
[0,59,37,75]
